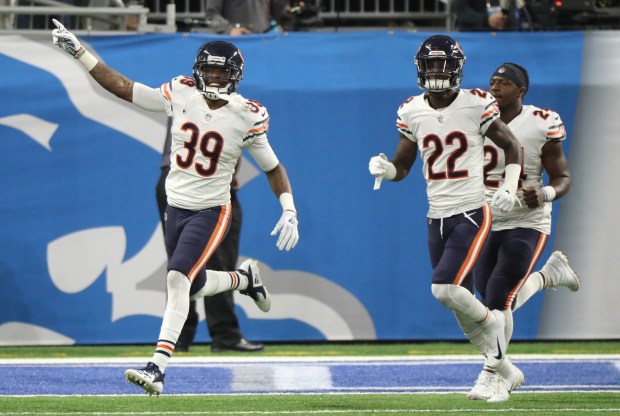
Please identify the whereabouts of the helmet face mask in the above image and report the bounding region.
[193,41,244,100]
[414,35,466,92]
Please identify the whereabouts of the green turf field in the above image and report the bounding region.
[0,392,618,415]
[2,340,619,358]
[1,341,618,416]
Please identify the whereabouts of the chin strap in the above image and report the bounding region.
[204,90,221,100]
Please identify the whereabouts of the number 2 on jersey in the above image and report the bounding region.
[483,145,526,188]
[176,123,223,177]
[423,132,468,180]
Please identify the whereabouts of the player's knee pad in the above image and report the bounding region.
[431,283,470,310]
[167,270,190,291]
[167,270,191,310]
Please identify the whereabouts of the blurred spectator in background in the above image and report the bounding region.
[453,0,508,30]
[454,0,538,31]
[205,0,288,34]
[16,0,136,31]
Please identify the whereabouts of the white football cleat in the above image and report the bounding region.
[238,259,271,312]
[541,251,581,292]
[125,362,165,396]
[487,358,524,403]
[467,370,499,400]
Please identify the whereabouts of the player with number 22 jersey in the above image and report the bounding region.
[397,89,500,218]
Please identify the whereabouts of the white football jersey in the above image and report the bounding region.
[397,89,500,218]
[158,76,278,210]
[484,105,567,234]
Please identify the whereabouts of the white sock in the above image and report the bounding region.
[454,312,488,356]
[432,283,502,369]
[151,270,191,373]
[513,271,545,311]
[190,270,249,300]
[502,309,514,350]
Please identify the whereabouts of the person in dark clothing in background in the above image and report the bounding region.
[206,0,288,34]
[453,0,540,31]
[453,0,508,31]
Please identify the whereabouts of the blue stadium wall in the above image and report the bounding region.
[0,31,615,345]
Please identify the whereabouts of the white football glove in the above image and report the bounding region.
[491,163,521,212]
[368,153,393,178]
[271,210,299,251]
[52,18,83,57]
[491,184,517,212]
[369,153,396,190]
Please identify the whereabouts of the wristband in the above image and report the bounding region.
[542,186,556,202]
[384,162,397,181]
[279,192,296,213]
[76,49,99,72]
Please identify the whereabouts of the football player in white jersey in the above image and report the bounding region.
[52,21,299,395]
[469,63,580,402]
[368,35,524,401]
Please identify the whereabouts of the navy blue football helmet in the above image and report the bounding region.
[414,35,466,92]
[193,41,245,100]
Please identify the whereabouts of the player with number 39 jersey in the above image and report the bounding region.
[160,75,277,210]
[51,23,300,395]
[397,89,500,218]
[483,105,566,234]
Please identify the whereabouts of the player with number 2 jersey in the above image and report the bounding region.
[484,104,566,234]
[471,63,577,403]
[397,88,499,218]
[368,35,524,403]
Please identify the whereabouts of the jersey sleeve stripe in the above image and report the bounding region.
[547,131,566,139]
[480,111,499,129]
[244,132,266,141]
[161,82,172,102]
[248,125,268,135]
[480,102,500,128]
[254,116,269,126]
[481,107,498,120]
[547,124,567,140]
[396,117,413,136]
